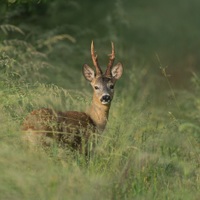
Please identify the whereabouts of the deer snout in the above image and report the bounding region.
[100,94,111,104]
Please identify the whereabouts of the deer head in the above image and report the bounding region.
[83,41,123,106]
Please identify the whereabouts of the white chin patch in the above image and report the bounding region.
[101,100,110,105]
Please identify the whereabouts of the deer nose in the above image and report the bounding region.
[101,94,111,104]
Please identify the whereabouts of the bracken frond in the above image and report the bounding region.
[37,34,76,49]
[0,24,25,35]
[2,39,34,49]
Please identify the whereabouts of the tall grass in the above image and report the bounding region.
[1,38,199,199]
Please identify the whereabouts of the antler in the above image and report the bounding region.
[104,42,115,78]
[91,41,102,76]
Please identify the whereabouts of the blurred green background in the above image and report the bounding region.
[1,0,200,89]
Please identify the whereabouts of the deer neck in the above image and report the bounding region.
[87,96,110,132]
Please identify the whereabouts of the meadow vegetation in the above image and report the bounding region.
[0,0,199,199]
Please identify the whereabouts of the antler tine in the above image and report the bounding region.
[105,42,115,77]
[91,41,102,76]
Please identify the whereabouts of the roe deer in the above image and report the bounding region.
[22,41,123,151]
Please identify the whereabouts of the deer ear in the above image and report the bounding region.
[83,64,95,82]
[111,62,123,80]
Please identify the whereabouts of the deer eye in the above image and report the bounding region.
[110,85,114,89]
[94,86,99,90]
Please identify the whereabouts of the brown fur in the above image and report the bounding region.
[22,108,96,150]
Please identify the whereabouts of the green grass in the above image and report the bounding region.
[0,0,200,199]
[0,72,199,199]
